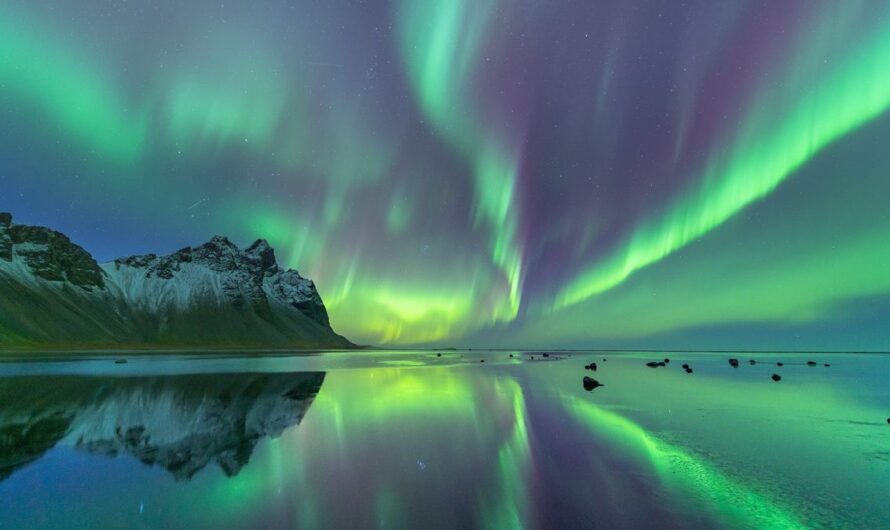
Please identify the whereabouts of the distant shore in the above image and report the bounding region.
[2,346,889,363]
[0,345,372,360]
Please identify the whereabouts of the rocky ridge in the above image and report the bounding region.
[0,213,351,348]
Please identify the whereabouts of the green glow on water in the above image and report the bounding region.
[563,395,805,529]
[2,355,888,527]
[481,377,531,529]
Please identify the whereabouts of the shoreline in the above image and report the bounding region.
[2,347,889,363]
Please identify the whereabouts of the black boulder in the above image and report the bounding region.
[583,376,603,391]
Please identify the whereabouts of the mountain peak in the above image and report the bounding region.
[0,213,353,348]
[247,238,271,251]
[206,235,236,248]
[246,239,277,272]
[108,232,335,330]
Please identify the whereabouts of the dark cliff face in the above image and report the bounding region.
[0,213,104,290]
[0,414,72,481]
[0,213,12,262]
[271,271,331,328]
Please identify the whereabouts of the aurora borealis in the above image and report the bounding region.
[4,1,890,347]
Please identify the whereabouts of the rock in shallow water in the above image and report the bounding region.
[729,358,739,367]
[807,361,817,366]
[772,374,782,382]
[582,376,603,391]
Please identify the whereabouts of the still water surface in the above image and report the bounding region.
[0,351,888,529]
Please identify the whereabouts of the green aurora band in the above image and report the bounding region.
[0,15,147,162]
[397,0,525,324]
[555,7,890,311]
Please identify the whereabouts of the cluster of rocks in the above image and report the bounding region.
[728,357,832,382]
[572,353,888,425]
[581,356,606,391]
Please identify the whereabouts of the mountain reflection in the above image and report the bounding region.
[0,372,325,481]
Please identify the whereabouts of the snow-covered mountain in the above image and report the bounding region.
[0,372,325,481]
[0,212,353,349]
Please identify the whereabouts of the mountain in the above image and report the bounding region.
[0,213,353,349]
[0,372,326,481]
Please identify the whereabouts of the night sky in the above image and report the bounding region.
[3,0,890,349]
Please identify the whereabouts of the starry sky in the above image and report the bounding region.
[3,0,890,349]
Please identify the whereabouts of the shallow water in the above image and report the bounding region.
[0,351,888,529]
